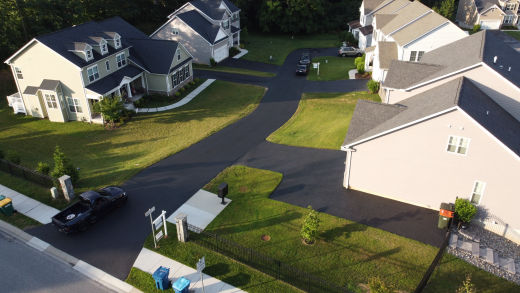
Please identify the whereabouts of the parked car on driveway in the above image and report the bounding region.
[299,52,311,65]
[296,63,310,75]
[338,46,363,57]
[52,186,127,234]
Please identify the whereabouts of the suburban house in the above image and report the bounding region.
[151,0,241,65]
[341,77,520,243]
[381,30,520,122]
[456,0,519,29]
[362,0,468,82]
[5,17,193,123]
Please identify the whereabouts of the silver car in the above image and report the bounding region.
[338,46,363,57]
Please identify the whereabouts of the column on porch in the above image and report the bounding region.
[126,82,132,98]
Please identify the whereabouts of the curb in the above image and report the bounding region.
[0,220,142,293]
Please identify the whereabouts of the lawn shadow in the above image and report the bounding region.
[222,272,252,287]
[320,222,367,242]
[205,262,230,277]
[210,211,302,236]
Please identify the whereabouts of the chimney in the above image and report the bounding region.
[493,56,498,64]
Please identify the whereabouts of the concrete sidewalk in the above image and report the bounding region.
[232,48,248,59]
[133,247,246,293]
[0,184,59,224]
[166,189,231,231]
[136,79,216,113]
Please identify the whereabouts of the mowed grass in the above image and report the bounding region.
[243,33,339,65]
[0,211,41,230]
[0,79,265,193]
[307,56,356,81]
[504,30,520,41]
[193,64,276,77]
[267,92,380,149]
[201,165,519,292]
[126,223,301,293]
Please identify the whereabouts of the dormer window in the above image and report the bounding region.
[100,40,108,55]
[173,28,179,35]
[85,49,93,61]
[222,20,229,29]
[114,36,121,49]
[177,49,181,61]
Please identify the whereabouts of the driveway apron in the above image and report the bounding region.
[27,49,443,281]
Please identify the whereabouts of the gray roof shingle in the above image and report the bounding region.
[190,0,227,20]
[85,65,142,95]
[128,39,179,75]
[343,77,520,157]
[39,79,60,91]
[23,86,39,95]
[359,25,373,36]
[177,10,228,44]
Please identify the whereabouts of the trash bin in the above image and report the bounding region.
[152,266,170,290]
[438,202,454,229]
[0,195,14,216]
[172,276,190,293]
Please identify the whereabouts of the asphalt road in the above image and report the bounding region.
[0,230,115,293]
[28,48,444,280]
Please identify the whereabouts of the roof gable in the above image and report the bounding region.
[380,1,432,36]
[391,12,449,46]
[128,39,180,74]
[177,10,228,44]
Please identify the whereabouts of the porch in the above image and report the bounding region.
[6,92,26,114]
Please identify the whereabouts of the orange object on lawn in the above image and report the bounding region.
[439,209,454,218]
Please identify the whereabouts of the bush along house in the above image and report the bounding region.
[5,17,193,123]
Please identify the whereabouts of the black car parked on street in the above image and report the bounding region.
[296,63,310,75]
[298,52,311,65]
[52,186,128,234]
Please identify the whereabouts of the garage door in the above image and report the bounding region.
[479,20,500,30]
[213,45,229,63]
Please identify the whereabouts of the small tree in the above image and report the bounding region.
[455,198,477,223]
[36,162,50,175]
[472,24,481,34]
[6,150,21,164]
[355,54,366,74]
[456,274,476,293]
[51,146,79,184]
[301,205,320,244]
[367,80,380,94]
[368,277,395,293]
[93,96,125,129]
[433,0,455,20]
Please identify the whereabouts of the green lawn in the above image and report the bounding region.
[267,92,380,149]
[504,30,520,41]
[307,56,356,81]
[134,78,206,108]
[243,33,339,65]
[200,165,519,292]
[0,170,69,210]
[127,224,301,293]
[0,212,41,230]
[0,80,265,193]
[193,64,276,77]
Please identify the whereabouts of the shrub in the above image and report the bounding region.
[210,58,217,67]
[457,274,476,293]
[51,146,79,184]
[472,24,481,34]
[229,46,240,57]
[0,150,4,159]
[36,162,50,175]
[93,96,125,129]
[300,206,320,244]
[6,150,21,164]
[195,77,201,83]
[175,91,181,97]
[368,277,395,293]
[367,80,380,94]
[190,81,195,86]
[355,54,366,74]
[455,198,477,223]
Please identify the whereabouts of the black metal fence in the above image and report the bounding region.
[187,224,352,293]
[0,158,55,188]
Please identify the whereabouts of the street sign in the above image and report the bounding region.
[144,206,155,217]
[197,256,205,273]
[155,230,164,241]
[312,63,319,69]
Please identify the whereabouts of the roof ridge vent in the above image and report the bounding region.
[508,66,511,72]
[493,56,498,64]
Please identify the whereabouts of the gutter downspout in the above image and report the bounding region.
[344,148,355,189]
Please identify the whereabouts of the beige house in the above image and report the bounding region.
[382,30,520,122]
[456,0,519,29]
[5,17,194,123]
[342,77,520,243]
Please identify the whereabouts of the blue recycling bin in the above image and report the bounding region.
[152,266,170,290]
[172,277,190,293]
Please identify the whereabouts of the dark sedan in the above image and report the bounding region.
[296,63,310,75]
[299,52,311,65]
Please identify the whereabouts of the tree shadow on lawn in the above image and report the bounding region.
[320,222,367,242]
[209,211,302,236]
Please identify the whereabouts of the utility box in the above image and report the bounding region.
[152,266,170,290]
[0,195,14,216]
[438,202,454,229]
[172,276,190,293]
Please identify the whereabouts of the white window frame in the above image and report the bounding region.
[417,51,424,61]
[506,3,515,10]
[409,51,417,62]
[446,135,470,155]
[470,181,486,205]
[15,67,23,79]
[85,49,93,61]
[185,64,190,78]
[173,28,179,35]
[45,94,58,109]
[87,65,100,83]
[114,36,121,49]
[100,40,108,55]
[105,60,110,71]
[177,49,181,61]
[116,53,126,68]
[67,97,83,113]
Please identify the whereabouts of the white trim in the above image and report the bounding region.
[86,64,100,83]
[166,2,192,19]
[342,107,458,150]
[114,35,122,49]
[4,39,38,64]
[6,39,82,70]
[367,0,408,17]
[480,4,506,16]
[179,43,194,59]
[402,63,483,91]
[457,107,520,161]
[386,10,433,37]
[79,71,93,122]
[9,64,28,115]
[150,17,176,38]
[445,135,471,156]
[128,59,150,73]
[100,39,108,55]
[402,22,449,47]
[116,52,127,68]
[344,149,354,188]
[470,180,486,205]
[105,60,110,72]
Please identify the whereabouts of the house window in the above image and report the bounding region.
[506,3,516,10]
[177,50,181,61]
[105,60,110,71]
[87,65,100,82]
[185,64,190,78]
[446,136,470,155]
[504,15,514,24]
[471,181,486,205]
[116,53,126,68]
[45,94,58,109]
[114,36,121,49]
[222,20,229,29]
[417,51,424,61]
[172,72,178,87]
[15,67,23,79]
[409,51,417,62]
[86,49,93,60]
[101,42,108,55]
[173,28,179,35]
[67,97,83,113]
[232,13,239,22]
